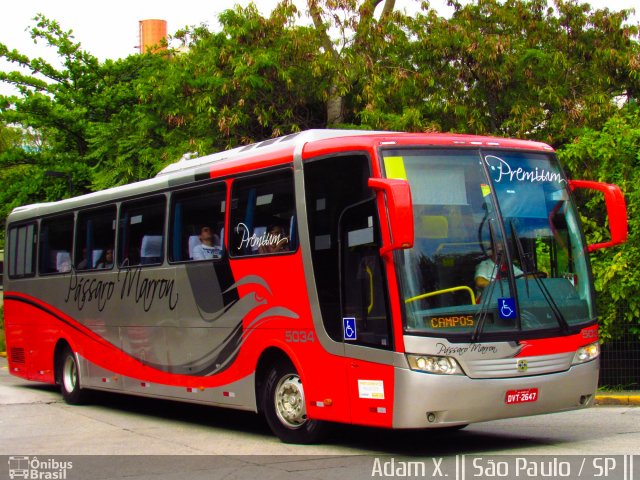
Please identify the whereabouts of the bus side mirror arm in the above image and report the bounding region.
[569,179,628,252]
[368,178,414,257]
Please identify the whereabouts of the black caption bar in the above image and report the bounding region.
[1,455,637,480]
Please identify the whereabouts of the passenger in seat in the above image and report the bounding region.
[192,226,222,260]
[76,248,89,270]
[96,248,114,269]
[259,224,289,254]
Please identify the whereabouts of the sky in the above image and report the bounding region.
[0,0,638,93]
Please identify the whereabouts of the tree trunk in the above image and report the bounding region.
[326,85,344,126]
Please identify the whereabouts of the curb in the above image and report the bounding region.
[595,394,640,406]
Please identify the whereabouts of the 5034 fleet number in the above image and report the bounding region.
[284,330,316,343]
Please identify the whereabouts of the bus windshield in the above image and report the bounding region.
[385,148,594,340]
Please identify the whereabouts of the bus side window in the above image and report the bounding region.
[169,183,226,263]
[75,206,116,270]
[229,169,296,257]
[119,196,166,267]
[7,224,37,279]
[39,214,74,275]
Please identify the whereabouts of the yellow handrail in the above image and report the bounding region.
[405,286,476,305]
[365,265,374,315]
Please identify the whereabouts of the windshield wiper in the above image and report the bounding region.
[509,220,570,333]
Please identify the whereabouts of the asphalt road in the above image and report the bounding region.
[0,356,638,479]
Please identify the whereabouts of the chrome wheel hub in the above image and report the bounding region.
[274,374,307,429]
[63,355,77,393]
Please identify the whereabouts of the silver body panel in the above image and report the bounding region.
[79,354,257,410]
[392,359,598,428]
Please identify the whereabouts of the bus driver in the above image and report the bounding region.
[475,243,523,299]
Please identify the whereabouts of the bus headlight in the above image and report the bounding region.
[407,354,464,375]
[572,342,600,365]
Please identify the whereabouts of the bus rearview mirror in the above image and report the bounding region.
[569,179,628,252]
[368,178,414,256]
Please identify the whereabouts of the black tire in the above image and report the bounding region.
[261,362,328,444]
[58,346,88,405]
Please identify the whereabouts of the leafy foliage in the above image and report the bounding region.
[0,15,129,226]
[558,102,640,340]
[156,3,328,150]
[357,0,640,145]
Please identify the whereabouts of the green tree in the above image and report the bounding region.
[357,0,640,145]
[0,4,332,195]
[0,123,22,152]
[558,102,640,340]
[4,1,637,194]
[150,2,328,151]
[0,15,171,192]
[306,0,398,125]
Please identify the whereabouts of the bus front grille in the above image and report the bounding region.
[463,352,574,378]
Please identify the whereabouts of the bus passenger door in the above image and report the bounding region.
[339,198,395,427]
[304,154,394,426]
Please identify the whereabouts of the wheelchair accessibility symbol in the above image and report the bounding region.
[343,317,357,341]
[498,298,517,320]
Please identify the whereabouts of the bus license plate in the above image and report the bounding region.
[505,388,538,404]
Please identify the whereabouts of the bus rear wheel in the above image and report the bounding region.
[262,362,328,444]
[58,346,88,405]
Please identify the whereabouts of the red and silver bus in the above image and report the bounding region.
[3,130,627,443]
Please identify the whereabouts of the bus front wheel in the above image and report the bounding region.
[262,362,328,444]
[58,346,88,405]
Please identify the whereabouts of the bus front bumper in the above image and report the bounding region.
[392,359,599,428]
